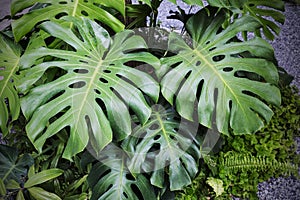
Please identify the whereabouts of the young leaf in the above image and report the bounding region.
[27,187,62,200]
[0,178,5,196]
[161,7,281,135]
[24,168,63,188]
[17,17,159,160]
[11,0,126,41]
[122,105,200,191]
[0,33,21,137]
[206,177,224,197]
[16,190,25,200]
[6,179,21,190]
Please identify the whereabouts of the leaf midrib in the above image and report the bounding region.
[73,58,103,134]
[154,111,173,151]
[192,48,246,117]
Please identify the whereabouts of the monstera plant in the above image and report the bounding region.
[0,0,287,199]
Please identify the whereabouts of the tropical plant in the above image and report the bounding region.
[0,0,296,199]
[177,85,300,199]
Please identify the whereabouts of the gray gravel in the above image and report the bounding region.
[270,2,300,90]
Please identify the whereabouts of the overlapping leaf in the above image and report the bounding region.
[207,0,285,40]
[0,144,34,184]
[11,0,126,42]
[122,105,200,190]
[0,33,21,137]
[17,17,160,160]
[87,145,156,200]
[160,7,281,135]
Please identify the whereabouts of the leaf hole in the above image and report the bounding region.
[73,69,88,74]
[68,81,86,88]
[234,71,265,82]
[96,98,107,116]
[212,55,225,62]
[172,70,192,105]
[81,10,89,17]
[154,135,161,140]
[99,78,108,84]
[209,47,216,51]
[195,61,201,66]
[131,184,144,199]
[54,12,68,19]
[105,184,113,192]
[135,64,155,75]
[44,90,66,105]
[223,67,233,72]
[149,123,159,130]
[58,1,67,4]
[149,143,160,152]
[44,36,56,46]
[49,106,71,124]
[116,73,138,89]
[169,134,175,140]
[126,174,135,181]
[169,61,183,69]
[79,60,88,64]
[103,69,111,74]
[229,100,232,110]
[196,79,204,100]
[205,41,210,45]
[94,89,101,95]
[123,192,129,199]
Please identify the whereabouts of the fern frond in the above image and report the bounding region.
[220,152,298,176]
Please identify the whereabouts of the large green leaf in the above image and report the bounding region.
[160,7,280,135]
[87,146,156,200]
[17,17,160,160]
[122,104,200,191]
[0,144,34,184]
[11,0,126,42]
[206,0,285,40]
[0,33,21,137]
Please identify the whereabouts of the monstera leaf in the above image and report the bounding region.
[11,0,126,41]
[207,0,285,40]
[0,33,21,137]
[17,17,160,160]
[87,145,156,200]
[0,144,34,184]
[160,7,281,135]
[122,104,200,191]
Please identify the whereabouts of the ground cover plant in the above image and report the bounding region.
[0,0,298,199]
